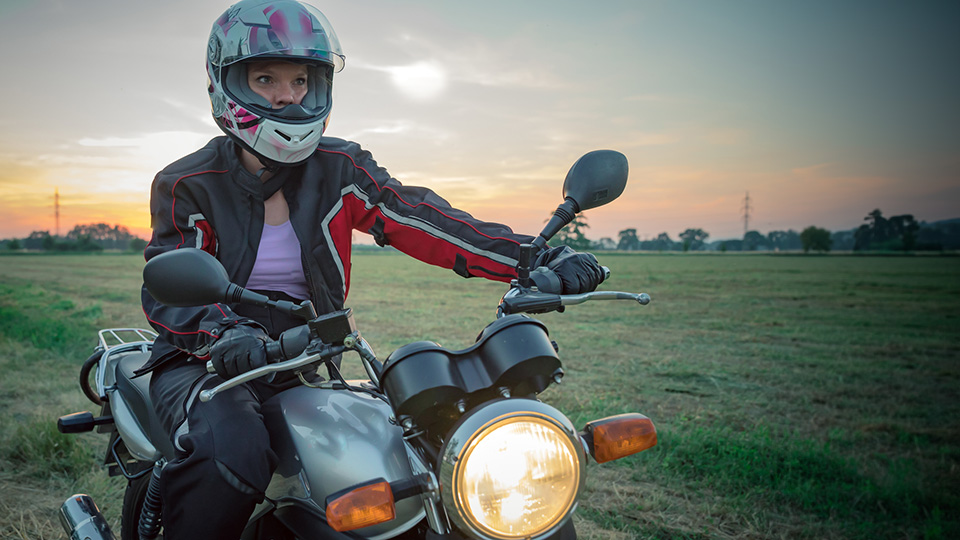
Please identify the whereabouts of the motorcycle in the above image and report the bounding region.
[57,149,656,540]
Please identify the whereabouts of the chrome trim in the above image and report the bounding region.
[403,439,449,535]
[59,494,116,540]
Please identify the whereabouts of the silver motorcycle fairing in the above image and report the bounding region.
[262,384,426,539]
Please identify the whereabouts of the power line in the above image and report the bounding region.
[54,187,60,237]
[741,191,751,236]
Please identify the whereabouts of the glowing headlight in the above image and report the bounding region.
[439,400,585,540]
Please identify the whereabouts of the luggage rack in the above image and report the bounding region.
[97,328,158,351]
[94,328,158,400]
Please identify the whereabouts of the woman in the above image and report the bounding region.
[140,1,604,538]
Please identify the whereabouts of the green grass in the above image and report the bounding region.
[1,252,958,539]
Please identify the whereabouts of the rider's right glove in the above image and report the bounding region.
[209,325,269,379]
[535,245,606,294]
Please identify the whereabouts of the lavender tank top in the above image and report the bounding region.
[246,221,309,300]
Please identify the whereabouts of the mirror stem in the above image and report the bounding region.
[538,198,579,248]
[517,244,536,288]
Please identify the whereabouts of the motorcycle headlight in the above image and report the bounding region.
[439,399,585,540]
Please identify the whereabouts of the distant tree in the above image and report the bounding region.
[129,237,149,252]
[74,234,103,252]
[767,230,802,251]
[594,237,616,251]
[617,228,641,251]
[679,228,709,252]
[743,230,768,251]
[66,223,140,250]
[42,234,56,251]
[549,214,592,250]
[854,209,919,251]
[801,226,832,253]
[916,220,960,250]
[22,231,50,250]
[642,232,676,252]
[889,214,919,251]
[831,230,856,251]
[723,239,744,251]
[7,239,21,250]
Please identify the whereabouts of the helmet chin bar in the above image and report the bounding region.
[216,107,326,169]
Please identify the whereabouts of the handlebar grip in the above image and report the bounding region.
[271,325,311,361]
[500,293,563,315]
[529,265,612,294]
[205,325,311,375]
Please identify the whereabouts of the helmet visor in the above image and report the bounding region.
[223,60,332,120]
[215,1,345,72]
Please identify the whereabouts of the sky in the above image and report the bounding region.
[0,0,957,243]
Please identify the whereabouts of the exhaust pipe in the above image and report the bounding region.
[59,494,117,540]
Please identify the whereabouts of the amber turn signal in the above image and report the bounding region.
[325,480,396,532]
[582,413,657,463]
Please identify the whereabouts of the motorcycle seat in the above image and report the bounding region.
[114,351,176,458]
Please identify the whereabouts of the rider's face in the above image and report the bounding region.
[246,60,309,108]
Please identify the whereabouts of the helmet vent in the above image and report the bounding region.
[275,130,314,143]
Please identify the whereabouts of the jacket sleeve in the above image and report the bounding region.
[141,170,260,359]
[322,144,534,282]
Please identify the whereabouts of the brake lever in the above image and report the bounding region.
[199,343,346,402]
[560,291,651,306]
[498,288,650,317]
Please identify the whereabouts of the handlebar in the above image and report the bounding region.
[204,326,382,401]
[202,265,647,399]
[499,265,650,316]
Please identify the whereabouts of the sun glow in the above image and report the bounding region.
[388,61,448,101]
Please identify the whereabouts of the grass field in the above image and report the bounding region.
[1,251,958,539]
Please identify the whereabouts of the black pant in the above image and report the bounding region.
[149,290,306,540]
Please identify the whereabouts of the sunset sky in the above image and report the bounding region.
[0,0,957,243]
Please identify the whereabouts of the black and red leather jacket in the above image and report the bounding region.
[139,136,531,374]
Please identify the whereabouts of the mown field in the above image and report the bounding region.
[1,252,958,539]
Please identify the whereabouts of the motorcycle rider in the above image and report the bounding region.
[140,1,605,538]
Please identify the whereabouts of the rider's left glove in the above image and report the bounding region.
[209,325,269,379]
[535,245,605,294]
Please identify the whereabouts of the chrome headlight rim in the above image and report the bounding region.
[438,399,586,540]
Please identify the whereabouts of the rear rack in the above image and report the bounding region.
[94,328,158,400]
[97,328,158,351]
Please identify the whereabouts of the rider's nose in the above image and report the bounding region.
[273,91,293,109]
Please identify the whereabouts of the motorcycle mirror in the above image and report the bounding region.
[144,248,317,319]
[143,248,234,307]
[534,150,629,248]
[562,149,628,212]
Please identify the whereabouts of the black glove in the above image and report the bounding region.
[209,325,269,379]
[534,245,605,294]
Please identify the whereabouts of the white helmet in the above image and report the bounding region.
[206,0,345,167]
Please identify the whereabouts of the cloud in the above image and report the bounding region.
[339,120,453,144]
[76,131,213,173]
[351,29,566,91]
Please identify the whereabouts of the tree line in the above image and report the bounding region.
[1,223,148,252]
[551,209,960,253]
[4,210,958,254]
